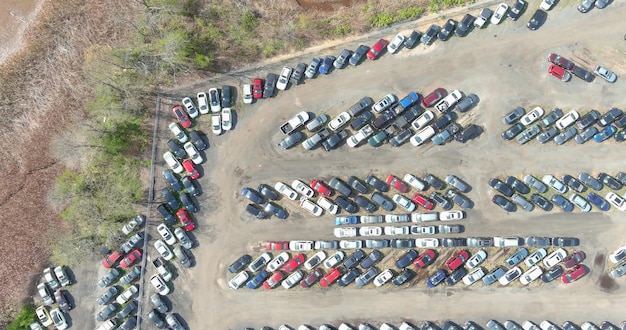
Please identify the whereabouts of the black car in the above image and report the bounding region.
[537,127,559,144]
[572,65,595,82]
[577,110,601,130]
[167,139,186,159]
[371,192,394,211]
[264,202,287,219]
[456,94,479,113]
[365,175,389,192]
[348,176,368,194]
[392,269,416,286]
[455,14,475,37]
[181,176,199,196]
[442,238,467,247]
[279,131,304,149]
[541,108,564,128]
[421,24,441,45]
[614,115,626,129]
[552,237,580,246]
[531,194,553,211]
[424,174,446,190]
[335,196,357,213]
[189,130,207,150]
[349,45,370,66]
[508,0,527,20]
[228,254,252,273]
[263,73,277,98]
[445,268,467,286]
[438,19,457,41]
[492,194,517,212]
[395,249,418,268]
[149,310,166,329]
[503,107,525,124]
[221,85,232,107]
[258,184,279,200]
[404,30,422,48]
[350,111,374,130]
[599,108,623,127]
[456,124,481,143]
[355,196,377,212]
[360,250,383,269]
[578,172,603,190]
[552,194,574,212]
[245,204,266,219]
[430,191,453,210]
[505,176,530,194]
[329,177,353,196]
[322,130,348,151]
[501,123,524,140]
[163,169,183,192]
[391,239,415,248]
[343,250,365,269]
[241,187,264,204]
[563,175,585,193]
[599,172,623,190]
[372,110,396,129]
[337,268,361,286]
[434,112,457,130]
[489,178,513,197]
[117,301,138,319]
[390,129,413,147]
[541,265,563,283]
[290,63,306,85]
[527,9,547,30]
[157,204,176,225]
[180,192,197,212]
[161,188,180,209]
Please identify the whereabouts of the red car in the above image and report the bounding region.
[102,251,123,268]
[386,175,409,193]
[176,209,195,231]
[310,180,332,197]
[182,159,199,179]
[421,88,446,108]
[319,267,342,287]
[445,250,469,271]
[301,268,324,288]
[283,253,306,273]
[414,249,436,268]
[266,241,289,250]
[366,38,388,60]
[252,78,263,99]
[411,193,434,210]
[263,271,285,290]
[563,251,586,268]
[548,64,571,82]
[561,264,588,284]
[547,53,574,70]
[172,105,192,128]
[120,249,142,268]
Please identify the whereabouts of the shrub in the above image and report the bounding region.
[6,304,35,330]
[398,6,425,20]
[370,12,396,28]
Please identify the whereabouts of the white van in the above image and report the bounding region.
[411,212,439,222]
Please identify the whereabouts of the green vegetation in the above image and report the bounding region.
[6,304,35,330]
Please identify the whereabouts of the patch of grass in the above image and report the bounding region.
[6,303,35,330]
[397,6,425,20]
[370,11,396,28]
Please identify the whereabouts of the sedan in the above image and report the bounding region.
[537,127,559,143]
[455,14,475,37]
[561,264,588,283]
[446,268,467,286]
[599,172,623,190]
[541,265,564,283]
[531,194,553,211]
[573,66,595,82]
[367,39,388,60]
[387,34,405,54]
[563,251,586,268]
[318,55,336,74]
[349,45,370,66]
[502,107,525,124]
[445,250,469,271]
[543,175,568,193]
[587,192,610,211]
[555,127,577,145]
[594,66,617,83]
[491,3,509,24]
[333,49,352,69]
[414,249,436,268]
[521,107,544,126]
[527,9,547,30]
[300,269,323,288]
[594,125,617,142]
[172,105,192,128]
[563,175,585,193]
[421,24,441,45]
[502,123,525,140]
[438,19,457,41]
[548,53,575,70]
[579,172,603,190]
[551,194,574,212]
[445,175,470,193]
[426,269,448,288]
[578,0,595,12]
[387,175,409,193]
[492,194,516,212]
[508,0,527,20]
[392,194,415,212]
[576,126,598,144]
[506,176,530,194]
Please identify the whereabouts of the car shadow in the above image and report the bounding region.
[64,290,77,310]
[64,267,78,285]
[230,109,238,131]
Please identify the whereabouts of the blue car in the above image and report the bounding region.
[587,192,610,211]
[318,55,336,74]
[426,269,447,288]
[482,266,506,285]
[335,216,359,225]
[241,187,264,204]
[246,270,269,289]
[594,125,617,142]
[551,194,574,212]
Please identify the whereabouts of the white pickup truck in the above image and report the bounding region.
[474,8,493,28]
[280,111,310,135]
[347,124,374,148]
[435,90,463,113]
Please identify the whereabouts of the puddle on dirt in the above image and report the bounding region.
[594,253,606,267]
[295,0,365,11]
[597,273,619,292]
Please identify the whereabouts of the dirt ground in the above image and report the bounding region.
[73,0,626,329]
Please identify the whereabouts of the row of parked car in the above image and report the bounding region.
[263,319,626,330]
[32,266,73,330]
[545,52,617,83]
[170,86,237,136]
[501,107,626,144]
[334,211,465,226]
[490,173,626,212]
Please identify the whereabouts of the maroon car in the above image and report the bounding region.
[563,251,586,268]
[547,53,574,70]
[421,88,447,108]
[301,268,324,288]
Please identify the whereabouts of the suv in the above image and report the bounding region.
[576,110,600,129]
[263,73,278,98]
[421,24,441,45]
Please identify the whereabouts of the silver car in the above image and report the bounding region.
[569,194,592,212]
[524,175,548,193]
[512,194,534,212]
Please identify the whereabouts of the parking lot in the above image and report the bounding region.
[141,1,626,329]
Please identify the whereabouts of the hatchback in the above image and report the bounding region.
[350,45,370,66]
[421,25,441,45]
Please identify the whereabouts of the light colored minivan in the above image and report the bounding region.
[556,110,580,129]
[410,126,436,146]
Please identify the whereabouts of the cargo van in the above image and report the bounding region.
[411,212,439,222]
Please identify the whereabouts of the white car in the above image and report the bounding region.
[385,214,410,223]
[249,253,272,272]
[439,210,465,221]
[434,90,462,113]
[525,248,547,267]
[415,238,439,247]
[289,241,314,251]
[334,227,357,238]
[359,226,382,236]
[304,251,326,270]
[116,284,138,304]
[521,107,544,126]
[373,94,398,113]
[581,323,600,330]
[411,111,435,130]
[542,175,568,194]
[340,240,363,249]
[328,111,352,131]
[490,3,509,25]
[404,174,426,191]
[543,248,567,267]
[229,270,249,289]
[208,87,221,113]
[541,321,559,330]
[153,258,172,281]
[267,252,290,272]
[242,84,253,104]
[555,110,579,130]
[594,66,617,83]
[211,114,222,135]
[569,193,591,212]
[157,224,177,245]
[150,274,170,295]
[174,227,193,249]
[410,126,436,146]
[462,267,485,285]
[317,197,338,214]
[387,34,405,54]
[197,92,210,114]
[292,180,315,198]
[519,265,543,285]
[346,124,374,147]
[183,142,203,164]
[361,215,384,223]
[522,321,540,330]
[275,182,298,200]
[540,0,555,10]
[300,198,322,217]
[498,266,521,285]
[276,66,292,91]
[281,270,304,289]
[384,226,409,236]
[182,97,199,118]
[467,250,487,268]
[393,194,416,212]
[154,239,173,260]
[54,266,71,287]
[606,192,626,211]
[609,244,626,264]
[323,251,345,268]
[168,122,188,143]
[49,308,68,330]
[374,269,393,286]
[221,108,233,131]
[163,151,183,174]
